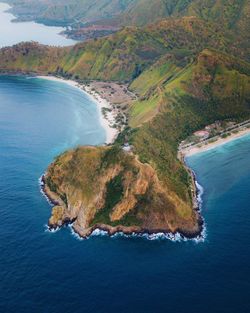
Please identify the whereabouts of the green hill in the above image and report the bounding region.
[6,0,249,34]
[5,0,250,58]
[130,48,250,126]
[40,47,250,237]
[129,49,250,200]
[0,17,242,80]
[4,0,137,25]
[120,0,191,26]
[0,4,249,237]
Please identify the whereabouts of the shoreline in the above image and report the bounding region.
[181,127,250,157]
[36,74,205,242]
[38,75,119,145]
[32,74,205,242]
[40,174,205,242]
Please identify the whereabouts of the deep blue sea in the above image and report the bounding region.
[0,75,250,313]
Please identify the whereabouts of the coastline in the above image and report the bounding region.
[36,74,206,242]
[40,173,205,242]
[33,74,244,242]
[38,75,119,145]
[181,127,250,157]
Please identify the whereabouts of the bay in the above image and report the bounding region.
[0,2,76,47]
[0,75,249,312]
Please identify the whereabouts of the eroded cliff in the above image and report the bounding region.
[44,145,202,238]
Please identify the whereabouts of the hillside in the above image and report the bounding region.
[0,17,243,80]
[4,0,136,25]
[40,48,250,238]
[129,49,250,199]
[4,0,249,50]
[38,0,136,26]
[186,0,249,32]
[186,0,250,58]
[0,7,249,238]
[44,145,201,237]
[120,0,191,26]
[130,49,250,126]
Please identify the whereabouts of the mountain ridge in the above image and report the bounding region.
[4,0,249,49]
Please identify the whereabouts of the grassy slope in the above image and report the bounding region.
[0,7,249,232]
[185,0,250,61]
[6,0,250,57]
[0,17,240,81]
[187,0,249,30]
[39,0,136,24]
[130,49,250,201]
[130,48,250,125]
[121,0,192,26]
[4,0,137,25]
[46,145,200,234]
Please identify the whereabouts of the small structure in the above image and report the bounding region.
[194,130,210,139]
[122,143,132,152]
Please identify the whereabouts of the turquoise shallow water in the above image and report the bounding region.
[0,75,250,312]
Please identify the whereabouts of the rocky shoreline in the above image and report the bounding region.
[40,171,205,241]
[28,72,205,242]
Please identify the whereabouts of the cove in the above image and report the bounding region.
[0,75,250,312]
[0,3,76,47]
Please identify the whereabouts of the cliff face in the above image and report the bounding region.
[44,146,201,238]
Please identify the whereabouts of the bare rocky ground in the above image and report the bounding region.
[87,81,136,105]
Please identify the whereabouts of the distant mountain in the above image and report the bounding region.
[120,0,192,26]
[4,0,137,25]
[186,0,249,32]
[6,0,249,33]
[0,16,244,79]
[5,0,249,53]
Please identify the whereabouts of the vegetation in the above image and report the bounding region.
[5,0,249,60]
[129,49,250,200]
[0,15,246,80]
[5,0,136,26]
[1,0,250,236]
[91,173,124,226]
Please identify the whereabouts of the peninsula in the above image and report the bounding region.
[1,0,250,239]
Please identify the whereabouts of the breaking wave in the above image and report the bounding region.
[41,172,206,243]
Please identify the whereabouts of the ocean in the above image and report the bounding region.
[0,75,249,312]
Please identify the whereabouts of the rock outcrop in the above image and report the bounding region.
[44,145,202,238]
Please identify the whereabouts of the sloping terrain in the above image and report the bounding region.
[4,0,137,25]
[129,49,250,201]
[45,146,201,237]
[0,17,242,80]
[1,1,249,237]
[43,48,250,237]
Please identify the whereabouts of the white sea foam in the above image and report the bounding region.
[90,229,109,237]
[196,181,204,205]
[87,228,206,242]
[44,224,60,233]
[45,221,206,242]
[193,178,207,242]
[38,175,53,206]
[40,172,206,243]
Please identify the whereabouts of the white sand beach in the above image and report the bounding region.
[181,127,250,157]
